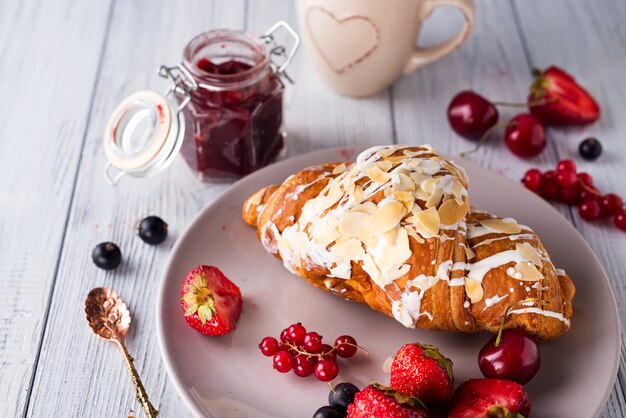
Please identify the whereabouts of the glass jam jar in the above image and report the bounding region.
[102,22,299,184]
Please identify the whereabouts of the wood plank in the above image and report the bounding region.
[24,1,247,417]
[0,1,113,416]
[512,1,626,415]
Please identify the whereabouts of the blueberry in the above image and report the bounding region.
[329,382,359,412]
[137,216,168,245]
[579,137,602,161]
[92,242,122,270]
[312,405,345,418]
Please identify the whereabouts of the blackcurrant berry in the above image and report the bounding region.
[329,382,360,412]
[137,216,168,245]
[92,242,122,270]
[312,405,344,418]
[579,137,602,161]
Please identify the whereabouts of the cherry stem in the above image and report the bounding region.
[460,122,512,158]
[495,297,537,347]
[284,341,369,358]
[491,97,559,108]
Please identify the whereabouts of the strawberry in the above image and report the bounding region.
[449,379,531,418]
[390,343,454,404]
[180,265,242,336]
[528,66,600,125]
[347,383,427,418]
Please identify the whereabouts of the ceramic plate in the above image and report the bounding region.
[156,147,619,418]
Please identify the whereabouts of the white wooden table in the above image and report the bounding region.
[1,1,625,416]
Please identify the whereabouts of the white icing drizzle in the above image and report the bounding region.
[471,233,537,248]
[466,250,527,284]
[509,307,571,326]
[483,294,508,310]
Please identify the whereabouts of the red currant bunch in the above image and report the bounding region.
[258,323,364,382]
[522,160,626,231]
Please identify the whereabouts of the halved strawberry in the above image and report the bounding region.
[347,383,427,418]
[180,265,242,336]
[449,379,531,418]
[528,66,600,125]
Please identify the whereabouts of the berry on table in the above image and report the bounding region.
[559,184,580,205]
[579,137,602,161]
[504,114,547,158]
[522,169,543,192]
[91,242,122,270]
[273,350,294,373]
[599,193,624,217]
[615,212,626,231]
[579,199,601,221]
[538,176,560,200]
[315,358,339,382]
[312,405,344,418]
[579,186,600,202]
[137,215,168,245]
[259,337,280,357]
[557,170,577,188]
[577,172,594,187]
[334,335,358,358]
[447,91,499,140]
[556,159,576,173]
[329,382,360,412]
[321,344,337,361]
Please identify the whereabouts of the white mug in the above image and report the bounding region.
[296,0,475,97]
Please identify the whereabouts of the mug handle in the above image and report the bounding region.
[402,0,476,75]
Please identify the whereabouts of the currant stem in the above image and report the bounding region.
[283,341,369,357]
[579,179,601,195]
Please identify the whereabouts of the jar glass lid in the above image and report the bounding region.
[103,90,184,184]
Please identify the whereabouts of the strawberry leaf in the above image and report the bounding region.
[419,343,454,381]
[371,382,427,411]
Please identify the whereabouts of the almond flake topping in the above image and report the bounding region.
[511,261,544,281]
[407,207,440,237]
[481,218,522,234]
[465,278,484,303]
[515,242,543,267]
[366,201,407,235]
[438,198,469,226]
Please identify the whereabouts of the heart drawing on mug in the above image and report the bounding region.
[306,6,379,74]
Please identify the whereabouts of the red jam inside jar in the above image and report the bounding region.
[180,30,284,182]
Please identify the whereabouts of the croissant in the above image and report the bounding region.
[242,145,575,341]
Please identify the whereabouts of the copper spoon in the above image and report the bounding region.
[85,287,159,417]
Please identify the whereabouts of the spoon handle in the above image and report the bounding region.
[116,340,159,417]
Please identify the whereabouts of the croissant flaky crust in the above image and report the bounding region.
[243,145,575,341]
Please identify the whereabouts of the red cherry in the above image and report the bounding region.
[334,335,358,358]
[539,177,560,200]
[315,358,339,382]
[577,172,594,187]
[303,332,324,353]
[478,329,541,385]
[557,170,578,188]
[273,350,294,373]
[522,169,543,192]
[504,114,547,158]
[286,322,307,346]
[320,343,337,361]
[259,337,280,357]
[293,354,316,377]
[615,212,626,231]
[579,199,601,221]
[447,91,499,140]
[556,159,577,173]
[599,194,624,217]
